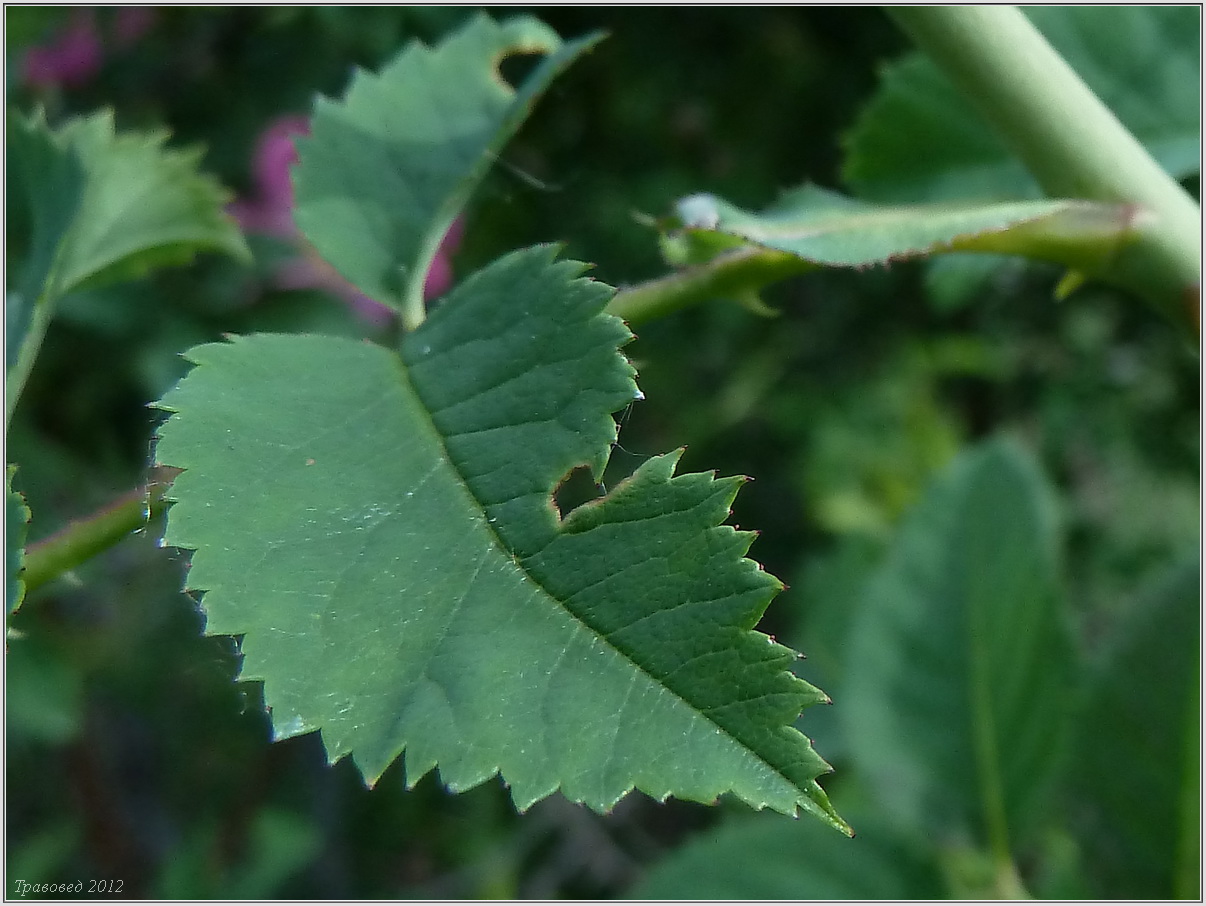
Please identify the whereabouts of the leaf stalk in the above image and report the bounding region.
[21,467,179,594]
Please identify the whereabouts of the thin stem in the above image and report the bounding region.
[606,247,810,327]
[21,467,180,594]
[887,5,1200,338]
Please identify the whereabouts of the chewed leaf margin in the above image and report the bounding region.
[293,13,604,325]
[154,245,846,832]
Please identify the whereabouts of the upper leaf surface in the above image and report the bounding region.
[155,245,842,829]
[844,6,1201,202]
[841,437,1072,847]
[671,184,1133,271]
[293,14,602,321]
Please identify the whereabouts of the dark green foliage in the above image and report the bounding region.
[6,6,1198,899]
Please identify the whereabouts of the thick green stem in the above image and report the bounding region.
[887,5,1200,338]
[21,467,179,594]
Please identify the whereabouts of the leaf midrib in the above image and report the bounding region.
[388,343,813,809]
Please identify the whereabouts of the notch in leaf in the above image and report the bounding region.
[293,13,604,330]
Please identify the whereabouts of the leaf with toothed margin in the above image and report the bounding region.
[7,465,30,616]
[153,244,846,832]
[667,184,1136,273]
[654,185,1140,318]
[6,107,249,421]
[293,12,603,322]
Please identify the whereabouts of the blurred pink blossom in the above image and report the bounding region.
[229,117,463,324]
[22,7,157,88]
[23,10,103,88]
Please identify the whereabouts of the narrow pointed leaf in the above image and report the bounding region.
[7,465,31,616]
[6,109,249,422]
[155,245,843,830]
[293,14,603,324]
[672,184,1135,273]
[841,438,1072,850]
[845,6,1200,203]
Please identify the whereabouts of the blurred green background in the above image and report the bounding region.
[6,7,1199,898]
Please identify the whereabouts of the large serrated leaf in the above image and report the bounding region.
[6,109,249,422]
[844,6,1200,202]
[294,13,602,325]
[841,438,1072,849]
[155,245,844,830]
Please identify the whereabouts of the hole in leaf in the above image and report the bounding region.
[551,465,603,522]
[496,51,545,91]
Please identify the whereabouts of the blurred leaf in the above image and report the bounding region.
[155,246,842,828]
[1068,553,1201,899]
[154,809,321,899]
[628,806,943,899]
[5,823,79,893]
[294,13,602,322]
[5,108,249,421]
[841,437,1073,851]
[800,347,965,538]
[844,5,1201,203]
[7,465,30,615]
[6,631,84,744]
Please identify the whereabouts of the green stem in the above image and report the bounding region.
[887,5,1200,338]
[606,247,810,326]
[21,467,179,594]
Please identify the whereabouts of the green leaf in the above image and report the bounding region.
[628,806,944,899]
[841,437,1072,853]
[6,108,249,424]
[155,245,844,830]
[844,6,1200,203]
[672,184,1134,273]
[154,809,321,899]
[7,465,30,616]
[294,13,603,328]
[5,631,84,744]
[1068,554,1200,899]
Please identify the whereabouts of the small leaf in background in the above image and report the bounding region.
[841,438,1073,853]
[843,5,1201,203]
[1067,554,1201,899]
[671,184,1133,274]
[627,804,943,899]
[7,466,31,615]
[5,108,250,421]
[154,809,321,899]
[155,246,843,830]
[6,631,84,745]
[294,13,602,324]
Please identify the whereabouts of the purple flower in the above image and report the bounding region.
[22,8,157,89]
[23,10,103,88]
[229,116,463,324]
